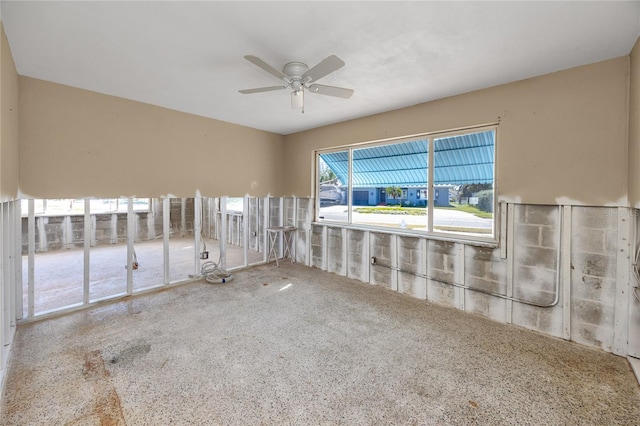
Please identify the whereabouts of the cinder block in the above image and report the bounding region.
[398,272,426,299]
[525,205,558,226]
[572,323,612,352]
[540,226,558,248]
[429,240,456,256]
[572,228,606,254]
[515,265,557,293]
[571,275,616,305]
[465,259,486,280]
[514,245,558,271]
[370,265,393,289]
[515,224,540,246]
[427,267,454,285]
[572,206,617,230]
[428,251,445,271]
[604,229,618,255]
[465,291,506,322]
[513,285,556,307]
[571,252,616,279]
[465,275,505,295]
[466,245,501,262]
[426,279,455,307]
[571,299,614,327]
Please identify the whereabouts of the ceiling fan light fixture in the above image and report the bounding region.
[291,89,304,110]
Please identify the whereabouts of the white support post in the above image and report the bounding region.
[194,197,202,276]
[180,198,186,237]
[263,197,269,263]
[293,197,298,263]
[278,197,284,258]
[83,199,90,305]
[8,202,16,328]
[455,243,465,311]
[243,196,249,267]
[1,203,9,341]
[613,206,630,356]
[1,203,6,345]
[364,230,371,284]
[14,201,23,321]
[420,238,428,300]
[500,201,508,259]
[306,227,312,268]
[506,203,515,324]
[163,198,170,285]
[322,226,328,271]
[126,199,134,295]
[391,234,398,291]
[342,228,348,277]
[28,200,35,318]
[255,197,260,253]
[561,205,572,341]
[220,197,227,270]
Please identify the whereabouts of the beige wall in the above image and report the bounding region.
[284,57,630,207]
[0,22,19,201]
[629,37,640,208]
[19,77,285,198]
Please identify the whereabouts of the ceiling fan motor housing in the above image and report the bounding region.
[283,62,309,92]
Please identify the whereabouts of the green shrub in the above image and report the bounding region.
[476,190,493,213]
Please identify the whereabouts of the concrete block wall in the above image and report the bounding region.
[511,205,562,337]
[21,198,185,254]
[570,206,618,351]
[347,229,368,282]
[464,245,507,322]
[398,236,426,299]
[327,227,344,275]
[302,202,630,354]
[294,198,313,264]
[169,198,194,237]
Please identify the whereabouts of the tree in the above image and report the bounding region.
[457,183,492,203]
[319,161,337,184]
[385,186,403,202]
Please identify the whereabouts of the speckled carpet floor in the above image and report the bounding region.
[2,263,640,425]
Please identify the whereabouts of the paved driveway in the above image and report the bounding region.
[318,205,492,230]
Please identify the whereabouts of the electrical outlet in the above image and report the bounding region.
[370,256,377,265]
[200,251,209,260]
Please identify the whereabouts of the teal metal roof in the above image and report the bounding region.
[319,130,494,187]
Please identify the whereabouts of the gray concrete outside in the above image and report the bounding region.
[318,205,492,232]
[22,237,263,317]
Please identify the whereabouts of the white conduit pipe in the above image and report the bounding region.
[373,205,563,309]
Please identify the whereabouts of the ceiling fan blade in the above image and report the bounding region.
[303,55,345,83]
[308,84,354,99]
[239,86,288,94]
[244,55,290,83]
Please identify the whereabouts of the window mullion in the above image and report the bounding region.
[348,149,353,225]
[428,137,434,233]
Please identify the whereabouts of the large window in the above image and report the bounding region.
[316,127,496,240]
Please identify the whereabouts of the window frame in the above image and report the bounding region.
[20,198,153,217]
[313,124,498,245]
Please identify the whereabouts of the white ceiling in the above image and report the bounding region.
[2,1,640,135]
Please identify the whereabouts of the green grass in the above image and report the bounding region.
[444,203,493,219]
[352,203,493,219]
[353,206,426,215]
[434,226,492,234]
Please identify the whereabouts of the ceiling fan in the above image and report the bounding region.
[239,55,354,113]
